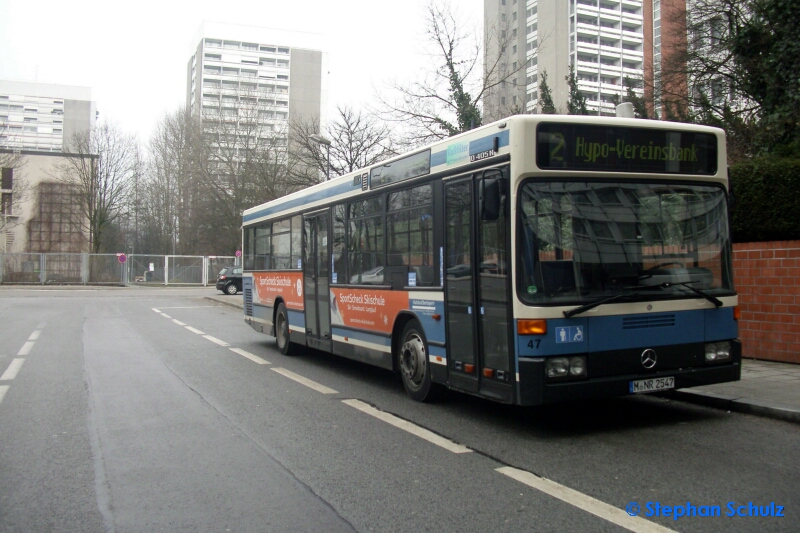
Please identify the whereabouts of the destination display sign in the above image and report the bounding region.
[537,123,718,175]
[370,149,431,189]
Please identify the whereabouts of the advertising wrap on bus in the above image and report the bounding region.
[253,272,304,309]
[331,288,441,334]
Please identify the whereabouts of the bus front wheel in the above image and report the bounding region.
[275,303,301,356]
[398,320,434,402]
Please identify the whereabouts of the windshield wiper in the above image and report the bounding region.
[660,281,723,307]
[563,293,639,318]
[562,281,723,319]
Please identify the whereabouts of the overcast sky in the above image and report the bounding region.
[0,0,485,144]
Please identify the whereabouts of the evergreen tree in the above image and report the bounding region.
[566,64,589,115]
[538,70,556,114]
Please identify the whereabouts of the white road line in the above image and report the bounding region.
[203,335,229,347]
[151,308,161,313]
[343,399,472,454]
[1,359,25,381]
[158,306,217,309]
[0,385,8,405]
[272,368,338,394]
[229,348,270,365]
[17,342,35,356]
[496,467,678,533]
[160,313,172,319]
[172,319,187,326]
[185,326,205,335]
[28,331,41,341]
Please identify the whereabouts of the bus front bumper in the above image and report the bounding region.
[517,340,742,406]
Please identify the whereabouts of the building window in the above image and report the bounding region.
[260,46,276,52]
[205,39,222,48]
[278,47,290,54]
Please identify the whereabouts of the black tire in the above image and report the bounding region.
[275,303,301,355]
[397,320,435,402]
[225,282,238,295]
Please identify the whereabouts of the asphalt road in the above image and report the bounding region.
[0,286,797,533]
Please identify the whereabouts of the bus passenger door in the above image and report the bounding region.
[304,210,332,351]
[444,171,513,402]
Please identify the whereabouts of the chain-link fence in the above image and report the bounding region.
[0,253,239,286]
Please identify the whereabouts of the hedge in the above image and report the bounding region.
[729,156,800,243]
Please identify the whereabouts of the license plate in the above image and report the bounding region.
[629,376,675,394]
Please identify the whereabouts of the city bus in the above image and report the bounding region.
[241,113,740,405]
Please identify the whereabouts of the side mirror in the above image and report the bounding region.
[479,170,505,221]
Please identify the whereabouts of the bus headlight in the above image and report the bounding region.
[546,358,569,378]
[705,342,731,362]
[569,356,587,377]
[546,356,587,379]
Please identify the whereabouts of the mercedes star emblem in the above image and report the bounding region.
[641,349,657,369]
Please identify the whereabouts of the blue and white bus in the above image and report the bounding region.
[241,113,740,404]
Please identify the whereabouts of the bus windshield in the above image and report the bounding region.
[518,181,734,305]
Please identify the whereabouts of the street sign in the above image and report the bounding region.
[117,253,127,264]
[235,250,242,257]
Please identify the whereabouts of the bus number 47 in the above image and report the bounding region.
[527,339,541,349]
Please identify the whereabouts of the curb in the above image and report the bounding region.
[205,295,244,310]
[667,390,800,425]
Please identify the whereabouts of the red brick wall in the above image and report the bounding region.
[733,241,800,364]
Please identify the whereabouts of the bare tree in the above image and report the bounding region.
[143,107,202,254]
[290,105,396,186]
[55,122,138,253]
[192,90,295,254]
[376,0,533,147]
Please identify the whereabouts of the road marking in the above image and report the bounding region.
[185,326,205,335]
[203,335,229,347]
[172,319,187,326]
[158,306,217,309]
[0,385,8,405]
[342,399,472,454]
[272,368,338,394]
[229,348,270,365]
[161,313,172,319]
[17,342,35,356]
[151,308,161,313]
[28,331,41,341]
[1,359,25,381]
[496,467,678,533]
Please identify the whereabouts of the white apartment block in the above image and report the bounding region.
[485,0,654,120]
[186,22,327,144]
[0,80,96,153]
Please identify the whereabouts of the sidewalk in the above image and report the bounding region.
[668,358,800,424]
[205,294,799,424]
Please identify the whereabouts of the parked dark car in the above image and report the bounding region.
[215,266,242,295]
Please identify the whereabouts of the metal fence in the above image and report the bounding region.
[0,253,238,286]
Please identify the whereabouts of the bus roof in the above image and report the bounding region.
[242,114,726,226]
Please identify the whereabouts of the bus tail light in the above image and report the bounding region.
[464,364,475,374]
[518,319,547,335]
[733,307,741,320]
[483,368,494,378]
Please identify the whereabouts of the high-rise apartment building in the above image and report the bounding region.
[186,22,326,143]
[484,0,685,120]
[1,80,97,253]
[0,80,96,152]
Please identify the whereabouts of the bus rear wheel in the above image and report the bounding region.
[275,303,301,355]
[398,320,434,402]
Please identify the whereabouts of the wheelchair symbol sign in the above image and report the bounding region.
[556,326,585,344]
